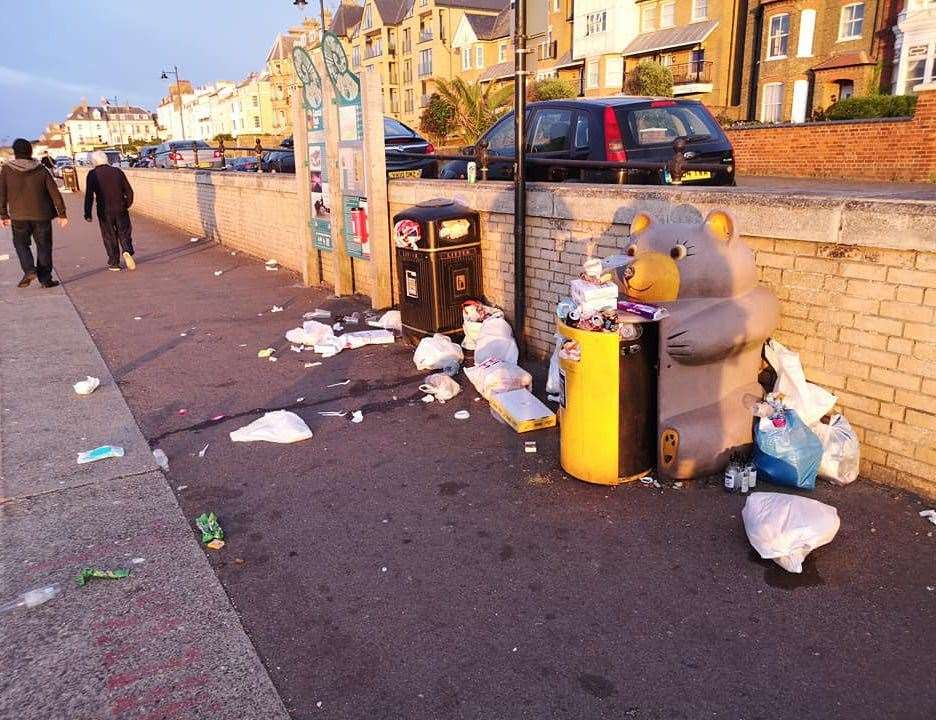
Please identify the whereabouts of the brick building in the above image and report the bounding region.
[742,0,902,123]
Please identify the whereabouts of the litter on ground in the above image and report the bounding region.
[318,411,347,417]
[920,509,936,526]
[351,410,364,423]
[73,376,100,396]
[206,539,226,551]
[77,445,124,464]
[76,568,130,586]
[214,270,223,277]
[454,410,470,420]
[229,410,312,444]
[524,441,537,453]
[271,305,284,313]
[152,449,169,471]
[195,512,224,544]
[198,443,209,458]
[257,348,275,358]
[304,309,331,320]
[326,380,350,388]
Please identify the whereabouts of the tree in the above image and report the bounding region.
[431,77,514,146]
[626,62,674,97]
[529,78,577,102]
[419,94,455,146]
[212,133,235,144]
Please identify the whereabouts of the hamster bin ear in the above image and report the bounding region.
[629,212,653,237]
[703,209,736,243]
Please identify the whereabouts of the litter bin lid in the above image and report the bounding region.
[416,198,455,208]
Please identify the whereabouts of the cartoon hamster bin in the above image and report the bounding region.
[618,209,780,480]
[558,315,659,485]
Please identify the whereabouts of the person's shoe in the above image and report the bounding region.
[122,252,136,271]
[107,266,122,272]
[40,279,60,288]
[17,273,36,288]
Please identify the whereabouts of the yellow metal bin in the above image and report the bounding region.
[558,316,659,485]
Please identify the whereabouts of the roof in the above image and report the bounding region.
[437,0,508,10]
[553,50,583,69]
[465,13,498,39]
[480,54,537,82]
[267,33,298,63]
[373,0,412,25]
[812,51,874,71]
[622,19,719,56]
[330,2,364,36]
[66,105,152,121]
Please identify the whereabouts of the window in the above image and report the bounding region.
[605,56,623,89]
[906,46,928,87]
[791,79,809,122]
[761,82,783,122]
[352,46,361,67]
[587,59,599,88]
[253,116,260,128]
[837,80,854,99]
[660,1,675,28]
[362,4,372,29]
[499,43,507,63]
[797,9,816,57]
[585,10,607,35]
[251,96,259,107]
[641,5,656,32]
[573,114,589,149]
[660,53,674,68]
[552,0,560,10]
[403,29,411,52]
[838,3,864,41]
[419,49,432,76]
[476,46,484,69]
[692,0,707,20]
[530,109,572,153]
[627,104,719,144]
[767,14,790,59]
[404,59,412,82]
[486,116,515,153]
[462,46,471,70]
[690,48,705,74]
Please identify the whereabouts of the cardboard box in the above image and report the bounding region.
[489,389,557,433]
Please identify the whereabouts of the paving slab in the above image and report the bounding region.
[0,472,288,720]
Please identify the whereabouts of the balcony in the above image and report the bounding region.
[388,41,397,56]
[419,28,433,43]
[537,40,557,61]
[669,61,713,92]
[365,45,382,59]
[418,64,433,78]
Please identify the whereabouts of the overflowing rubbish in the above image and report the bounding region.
[195,512,224,544]
[257,348,275,358]
[76,568,130,586]
[490,389,557,433]
[77,445,124,464]
[152,449,169,472]
[765,339,837,426]
[473,317,519,365]
[742,493,840,574]
[464,358,532,401]
[419,373,461,402]
[618,300,670,321]
[367,309,402,332]
[0,584,61,613]
[286,320,334,347]
[753,406,823,490]
[461,302,504,350]
[813,414,860,486]
[304,309,332,320]
[571,276,618,313]
[190,237,199,243]
[229,410,312,444]
[73,376,100,396]
[332,322,344,332]
[304,362,322,368]
[342,312,361,324]
[413,334,463,372]
[290,345,302,353]
[723,453,756,493]
[343,330,394,349]
[454,410,470,420]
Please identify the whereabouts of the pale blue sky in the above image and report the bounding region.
[0,0,336,143]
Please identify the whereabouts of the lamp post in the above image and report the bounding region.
[161,65,186,140]
[513,0,529,359]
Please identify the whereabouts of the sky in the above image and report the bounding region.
[0,0,337,143]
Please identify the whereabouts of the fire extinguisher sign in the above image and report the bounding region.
[342,196,370,259]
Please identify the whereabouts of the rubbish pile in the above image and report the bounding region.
[285,316,396,358]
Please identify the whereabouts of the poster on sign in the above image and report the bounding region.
[343,197,369,259]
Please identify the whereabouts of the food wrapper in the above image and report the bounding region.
[76,568,130,586]
[195,512,224,544]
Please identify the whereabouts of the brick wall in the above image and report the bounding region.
[389,179,936,498]
[726,87,936,182]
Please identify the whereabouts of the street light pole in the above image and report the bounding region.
[513,0,529,359]
[161,65,186,140]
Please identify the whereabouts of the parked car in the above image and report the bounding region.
[439,97,734,186]
[153,140,223,169]
[52,157,73,178]
[225,156,261,172]
[259,118,436,177]
[133,145,159,168]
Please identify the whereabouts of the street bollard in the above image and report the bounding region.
[255,139,263,173]
[192,141,199,169]
[218,137,226,169]
[478,140,490,181]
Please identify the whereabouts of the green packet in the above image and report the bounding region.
[195,512,224,544]
[76,568,131,586]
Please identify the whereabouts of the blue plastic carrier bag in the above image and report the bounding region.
[753,409,823,490]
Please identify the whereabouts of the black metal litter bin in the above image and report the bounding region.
[62,167,79,192]
[392,199,482,343]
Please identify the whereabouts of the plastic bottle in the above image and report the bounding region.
[0,584,61,614]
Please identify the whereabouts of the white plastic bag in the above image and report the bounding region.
[546,334,562,395]
[286,320,334,347]
[742,492,840,573]
[73,376,101,396]
[765,339,837,426]
[812,414,860,486]
[230,410,312,444]
[342,329,395,349]
[368,310,402,332]
[419,373,461,401]
[473,317,518,365]
[413,334,464,371]
[464,357,532,400]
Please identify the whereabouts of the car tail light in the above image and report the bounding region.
[603,106,627,163]
[650,100,676,108]
[425,142,435,154]
[213,150,222,158]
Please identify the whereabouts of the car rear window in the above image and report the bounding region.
[384,118,414,137]
[623,104,720,146]
[529,109,572,153]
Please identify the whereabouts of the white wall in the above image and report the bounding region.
[572,0,639,60]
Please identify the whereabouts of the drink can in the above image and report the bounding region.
[467,161,477,184]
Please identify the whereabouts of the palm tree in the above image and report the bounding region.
[432,77,513,146]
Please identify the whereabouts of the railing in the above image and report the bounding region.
[389,71,399,84]
[132,139,287,173]
[418,64,433,78]
[365,45,382,59]
[419,28,433,43]
[537,40,557,61]
[669,60,713,85]
[388,41,397,56]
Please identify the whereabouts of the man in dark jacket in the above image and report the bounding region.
[40,153,55,172]
[0,138,68,288]
[84,150,136,271]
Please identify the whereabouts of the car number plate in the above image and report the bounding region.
[388,169,423,179]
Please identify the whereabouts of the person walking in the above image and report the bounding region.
[40,153,55,173]
[83,150,136,271]
[0,138,68,288]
